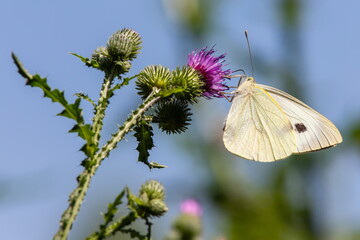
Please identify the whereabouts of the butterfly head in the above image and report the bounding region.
[238,76,255,87]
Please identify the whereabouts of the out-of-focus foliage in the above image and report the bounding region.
[162,0,212,39]
[350,121,360,147]
[279,0,300,27]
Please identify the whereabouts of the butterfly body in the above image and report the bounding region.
[223,76,342,162]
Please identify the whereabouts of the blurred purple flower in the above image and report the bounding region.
[180,199,202,216]
[188,47,231,98]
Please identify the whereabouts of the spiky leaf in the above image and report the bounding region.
[120,228,147,240]
[12,53,95,157]
[75,93,96,108]
[71,53,101,69]
[133,121,154,168]
[101,189,126,230]
[57,98,83,122]
[71,124,97,157]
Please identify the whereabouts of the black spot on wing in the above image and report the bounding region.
[295,123,307,133]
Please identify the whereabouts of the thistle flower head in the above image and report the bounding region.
[180,199,202,216]
[188,47,231,98]
[165,199,202,239]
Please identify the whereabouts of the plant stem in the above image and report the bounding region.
[95,91,160,161]
[53,90,161,240]
[92,67,117,148]
[145,218,152,240]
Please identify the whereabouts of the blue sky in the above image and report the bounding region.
[1,0,360,239]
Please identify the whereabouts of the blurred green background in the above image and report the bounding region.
[1,0,360,239]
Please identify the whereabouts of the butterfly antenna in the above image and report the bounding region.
[245,30,254,77]
[233,68,246,75]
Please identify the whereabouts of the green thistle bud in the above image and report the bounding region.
[136,65,172,98]
[134,180,168,218]
[89,28,141,75]
[148,199,168,217]
[91,46,112,71]
[165,199,202,240]
[107,28,142,61]
[115,60,132,71]
[173,214,202,239]
[153,99,192,134]
[170,66,203,103]
[139,180,166,201]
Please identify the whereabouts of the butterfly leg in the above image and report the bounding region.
[220,92,235,102]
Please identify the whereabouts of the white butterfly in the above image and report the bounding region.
[223,76,342,162]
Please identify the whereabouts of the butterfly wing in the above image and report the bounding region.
[223,83,296,162]
[258,84,342,153]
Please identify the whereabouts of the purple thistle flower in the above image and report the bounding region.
[180,199,202,216]
[188,47,231,98]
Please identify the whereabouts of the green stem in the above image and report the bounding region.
[145,218,152,240]
[53,90,161,240]
[92,67,117,148]
[94,90,160,161]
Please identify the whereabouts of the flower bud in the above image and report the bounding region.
[107,28,141,61]
[135,180,168,218]
[91,46,112,71]
[165,199,202,240]
[148,199,168,217]
[90,28,141,75]
[136,65,172,98]
[153,99,192,134]
[170,66,203,103]
[139,180,166,201]
[173,214,202,238]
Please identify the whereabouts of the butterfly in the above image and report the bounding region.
[223,75,343,162]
